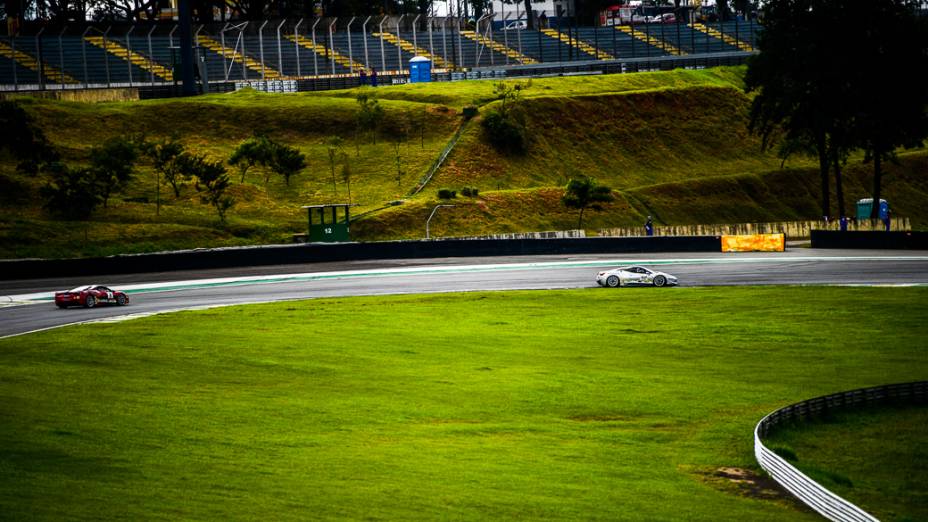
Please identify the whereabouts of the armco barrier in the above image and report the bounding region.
[810,230,928,249]
[0,236,721,280]
[755,381,928,522]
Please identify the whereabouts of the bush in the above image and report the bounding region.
[462,106,478,119]
[482,109,526,154]
[460,187,479,197]
[460,187,471,197]
[437,188,457,199]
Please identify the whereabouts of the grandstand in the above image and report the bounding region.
[0,17,758,92]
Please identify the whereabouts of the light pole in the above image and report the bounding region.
[426,204,456,239]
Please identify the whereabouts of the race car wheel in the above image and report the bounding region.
[606,275,620,288]
[653,275,667,287]
[84,295,96,308]
[116,295,127,306]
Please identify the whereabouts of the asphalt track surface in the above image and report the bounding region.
[2,249,927,339]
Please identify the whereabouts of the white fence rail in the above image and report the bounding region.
[754,381,928,522]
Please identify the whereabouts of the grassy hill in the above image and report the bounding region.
[1,66,924,258]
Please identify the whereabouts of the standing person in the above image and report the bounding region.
[840,215,848,232]
[883,208,892,232]
[371,68,378,87]
[360,69,367,86]
[645,216,654,237]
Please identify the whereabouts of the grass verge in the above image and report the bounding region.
[765,405,928,522]
[1,287,926,520]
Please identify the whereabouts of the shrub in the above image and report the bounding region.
[462,106,478,119]
[460,187,479,197]
[460,187,471,197]
[482,109,527,154]
[40,162,102,220]
[437,188,457,199]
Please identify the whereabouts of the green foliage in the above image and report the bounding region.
[481,81,530,154]
[437,188,457,199]
[229,133,273,183]
[39,162,102,220]
[356,92,385,144]
[0,100,58,174]
[89,137,138,208]
[460,186,480,197]
[562,176,614,230]
[145,137,187,198]
[269,142,306,187]
[186,154,234,223]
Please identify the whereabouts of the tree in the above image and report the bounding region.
[89,137,138,208]
[744,0,839,219]
[356,92,385,145]
[341,158,353,206]
[326,137,343,195]
[229,134,273,183]
[745,0,928,220]
[146,137,187,202]
[482,81,530,154]
[269,143,306,187]
[186,154,235,223]
[846,1,928,218]
[40,162,102,220]
[561,176,613,230]
[0,100,58,174]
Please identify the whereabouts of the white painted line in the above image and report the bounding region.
[5,255,928,305]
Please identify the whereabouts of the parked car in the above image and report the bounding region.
[503,20,526,30]
[596,266,679,288]
[55,285,130,308]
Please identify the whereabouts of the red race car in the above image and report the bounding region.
[55,285,130,309]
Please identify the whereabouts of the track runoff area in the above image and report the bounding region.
[1,249,927,339]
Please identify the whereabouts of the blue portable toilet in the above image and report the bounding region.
[409,56,432,83]
[856,198,889,220]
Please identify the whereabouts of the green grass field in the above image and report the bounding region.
[2,287,926,520]
[765,405,928,522]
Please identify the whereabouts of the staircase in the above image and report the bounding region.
[615,26,685,56]
[372,32,451,68]
[84,36,173,81]
[541,28,614,60]
[689,23,754,52]
[459,30,537,64]
[196,35,281,79]
[0,41,77,84]
[285,34,364,74]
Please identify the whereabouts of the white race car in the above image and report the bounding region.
[596,266,679,288]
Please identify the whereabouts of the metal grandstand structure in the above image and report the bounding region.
[0,16,759,94]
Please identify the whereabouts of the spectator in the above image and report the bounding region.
[360,69,367,86]
[883,209,892,232]
[645,216,654,237]
[840,215,848,232]
[371,69,378,87]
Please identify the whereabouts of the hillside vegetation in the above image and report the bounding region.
[1,66,925,258]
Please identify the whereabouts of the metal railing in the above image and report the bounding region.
[755,381,928,522]
[0,18,760,94]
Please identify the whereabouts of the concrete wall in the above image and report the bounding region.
[599,218,911,240]
[1,87,140,103]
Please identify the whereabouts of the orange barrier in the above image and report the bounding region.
[721,234,785,252]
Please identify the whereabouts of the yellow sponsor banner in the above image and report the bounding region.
[721,233,785,252]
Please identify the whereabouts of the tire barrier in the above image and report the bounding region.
[754,381,928,522]
[0,235,722,280]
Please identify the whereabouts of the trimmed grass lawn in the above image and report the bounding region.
[766,405,928,522]
[1,287,926,520]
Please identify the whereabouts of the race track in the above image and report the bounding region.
[2,249,927,339]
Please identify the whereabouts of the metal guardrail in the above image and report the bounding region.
[754,381,928,522]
